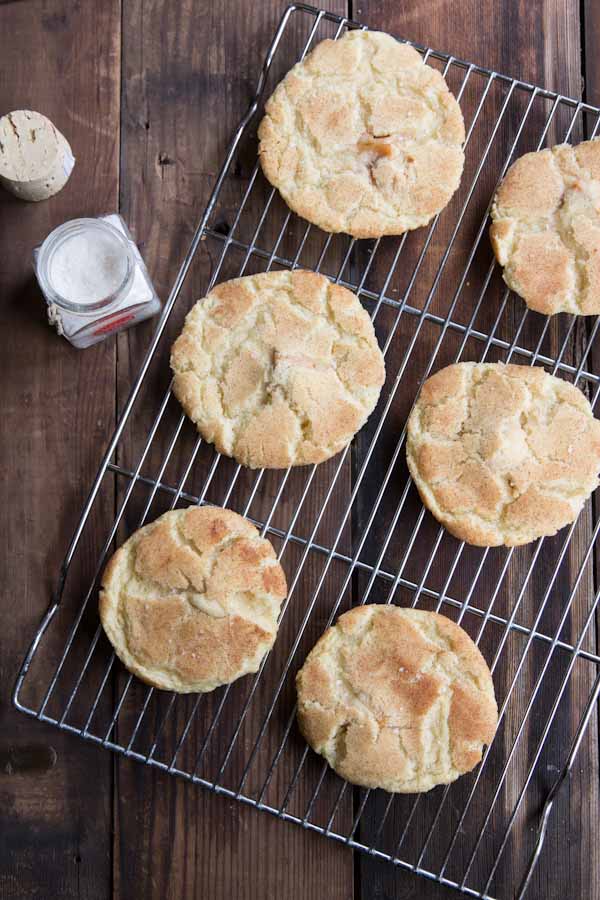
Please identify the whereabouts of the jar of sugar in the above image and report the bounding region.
[34,214,161,348]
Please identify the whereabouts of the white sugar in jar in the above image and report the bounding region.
[49,224,131,304]
[34,215,161,348]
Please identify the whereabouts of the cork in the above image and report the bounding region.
[0,110,75,201]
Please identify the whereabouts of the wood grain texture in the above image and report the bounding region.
[113,3,354,899]
[584,0,600,110]
[0,1,120,898]
[354,2,599,899]
[583,8,600,900]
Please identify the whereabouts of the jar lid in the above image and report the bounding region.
[36,217,135,314]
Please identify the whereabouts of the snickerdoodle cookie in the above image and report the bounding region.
[296,605,498,793]
[170,270,385,468]
[99,506,287,693]
[258,30,465,237]
[406,362,600,546]
[490,139,600,315]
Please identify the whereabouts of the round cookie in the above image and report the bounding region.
[490,139,600,315]
[258,30,465,238]
[406,362,600,547]
[170,270,385,469]
[296,605,498,793]
[99,506,287,693]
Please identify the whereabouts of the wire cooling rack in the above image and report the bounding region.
[14,4,600,898]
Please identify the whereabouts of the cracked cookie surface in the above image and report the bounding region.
[258,30,465,238]
[170,270,385,468]
[99,506,287,693]
[407,362,600,547]
[490,139,600,315]
[296,605,497,793]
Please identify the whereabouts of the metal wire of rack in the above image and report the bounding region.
[13,4,600,898]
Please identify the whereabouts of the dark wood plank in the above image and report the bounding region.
[584,0,600,111]
[0,0,121,898]
[353,2,599,899]
[113,3,355,899]
[583,6,600,900]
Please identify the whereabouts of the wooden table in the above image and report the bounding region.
[1,2,599,898]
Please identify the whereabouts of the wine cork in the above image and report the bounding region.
[0,110,75,202]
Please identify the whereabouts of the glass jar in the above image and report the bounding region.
[34,213,161,349]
